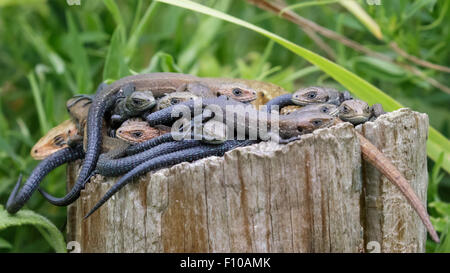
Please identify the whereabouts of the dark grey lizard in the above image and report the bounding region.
[6,143,84,214]
[84,139,258,219]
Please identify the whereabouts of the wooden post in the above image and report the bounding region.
[66,108,429,253]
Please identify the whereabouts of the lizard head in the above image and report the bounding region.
[279,111,336,139]
[125,91,156,112]
[116,118,168,143]
[214,83,257,103]
[292,86,338,105]
[30,120,78,160]
[157,92,198,110]
[336,99,371,125]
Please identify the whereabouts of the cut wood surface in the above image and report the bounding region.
[67,108,429,253]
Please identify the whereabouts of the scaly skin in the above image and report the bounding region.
[230,79,289,109]
[116,118,169,143]
[333,99,386,125]
[6,144,84,214]
[84,139,258,219]
[96,140,204,177]
[44,73,258,206]
[30,119,78,160]
[291,86,352,106]
[145,97,334,142]
[111,90,156,125]
[336,99,372,125]
[155,91,198,111]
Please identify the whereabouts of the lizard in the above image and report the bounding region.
[84,108,343,218]
[155,91,199,111]
[44,73,259,206]
[265,86,353,112]
[110,90,156,125]
[6,143,84,214]
[30,94,92,160]
[266,93,440,243]
[144,96,335,144]
[30,119,78,160]
[96,118,230,177]
[281,103,338,116]
[84,139,259,218]
[334,99,385,125]
[115,118,170,143]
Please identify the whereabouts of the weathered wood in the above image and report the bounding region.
[67,108,429,253]
[356,108,428,252]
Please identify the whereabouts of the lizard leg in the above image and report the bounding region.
[370,103,386,121]
[66,95,93,109]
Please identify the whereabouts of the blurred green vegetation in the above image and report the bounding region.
[0,0,448,252]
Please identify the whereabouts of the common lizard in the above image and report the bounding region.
[46,73,258,206]
[30,119,78,160]
[6,143,84,214]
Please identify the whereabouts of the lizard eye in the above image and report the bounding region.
[132,98,142,105]
[321,107,329,113]
[53,135,65,146]
[297,126,303,133]
[232,88,243,96]
[366,106,370,112]
[342,105,349,113]
[170,98,180,105]
[306,92,317,99]
[132,131,143,138]
[312,119,323,126]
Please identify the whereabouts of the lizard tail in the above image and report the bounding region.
[357,132,440,243]
[264,94,293,113]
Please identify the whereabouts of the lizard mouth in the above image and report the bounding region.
[238,97,257,103]
[343,115,370,124]
[291,98,320,106]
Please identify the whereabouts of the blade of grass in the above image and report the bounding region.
[103,26,128,81]
[103,0,126,38]
[27,72,49,135]
[156,0,450,174]
[280,0,342,15]
[0,205,66,253]
[126,1,160,61]
[339,0,383,40]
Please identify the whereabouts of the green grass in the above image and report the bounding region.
[0,0,449,252]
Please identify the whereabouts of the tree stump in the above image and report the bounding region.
[66,108,429,253]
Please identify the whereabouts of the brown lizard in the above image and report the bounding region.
[30,119,79,160]
[116,118,170,143]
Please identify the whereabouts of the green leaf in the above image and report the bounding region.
[429,201,450,217]
[65,11,92,93]
[27,72,49,135]
[0,237,12,249]
[339,0,383,40]
[126,1,160,61]
[0,205,66,253]
[103,26,128,81]
[141,51,183,73]
[156,0,450,174]
[103,0,126,38]
[178,0,231,70]
[403,0,437,21]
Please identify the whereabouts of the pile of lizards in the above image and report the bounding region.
[5,72,439,243]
